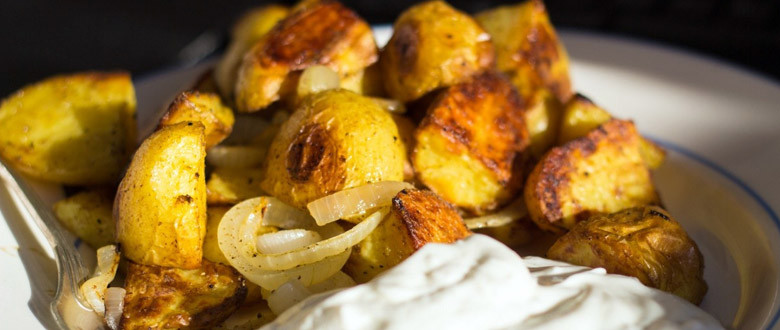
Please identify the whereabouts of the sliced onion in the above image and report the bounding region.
[369,97,406,114]
[464,198,528,230]
[219,197,354,289]
[251,208,387,270]
[79,245,121,315]
[256,229,321,254]
[307,181,413,225]
[307,271,356,294]
[260,197,317,229]
[206,145,267,169]
[267,279,312,315]
[297,65,340,98]
[104,287,126,330]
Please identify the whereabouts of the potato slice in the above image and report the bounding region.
[214,5,290,99]
[476,0,572,102]
[413,72,528,214]
[547,206,707,304]
[115,122,207,269]
[206,167,265,205]
[159,91,235,148]
[0,72,136,185]
[556,94,666,169]
[379,1,494,102]
[261,89,405,208]
[524,119,660,232]
[120,260,247,329]
[52,189,115,248]
[345,188,471,282]
[235,0,377,112]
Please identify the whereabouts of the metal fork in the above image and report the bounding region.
[0,158,103,329]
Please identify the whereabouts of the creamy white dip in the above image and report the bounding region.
[262,234,723,330]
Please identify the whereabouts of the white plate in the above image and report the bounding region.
[1,26,779,329]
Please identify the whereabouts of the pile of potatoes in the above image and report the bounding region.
[0,0,708,328]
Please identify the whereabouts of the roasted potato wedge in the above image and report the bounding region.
[557,94,612,145]
[413,72,528,214]
[524,119,660,232]
[0,72,136,185]
[379,1,494,102]
[121,260,247,330]
[235,0,377,112]
[115,122,207,269]
[52,189,115,248]
[557,94,666,169]
[215,5,290,99]
[206,167,265,205]
[547,206,708,304]
[159,91,235,148]
[476,0,572,102]
[261,89,405,208]
[345,188,471,282]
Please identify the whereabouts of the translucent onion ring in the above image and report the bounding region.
[464,198,528,230]
[79,245,121,315]
[307,181,412,225]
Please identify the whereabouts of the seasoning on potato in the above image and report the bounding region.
[115,122,207,269]
[547,206,708,304]
[524,119,661,232]
[53,189,116,249]
[0,72,136,185]
[234,0,377,112]
[261,89,405,208]
[413,71,529,215]
[380,0,495,102]
[158,91,235,149]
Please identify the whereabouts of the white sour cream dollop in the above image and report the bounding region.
[262,234,723,330]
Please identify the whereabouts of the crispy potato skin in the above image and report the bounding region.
[53,189,115,248]
[413,72,528,214]
[214,5,290,98]
[379,1,494,102]
[261,89,405,208]
[120,260,247,330]
[159,91,235,148]
[115,122,207,269]
[235,0,377,112]
[547,206,708,304]
[345,189,471,282]
[525,119,660,232]
[206,167,265,205]
[476,0,572,103]
[0,72,136,185]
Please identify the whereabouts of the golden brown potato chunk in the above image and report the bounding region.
[524,119,660,232]
[214,5,290,99]
[345,188,471,282]
[413,72,528,214]
[115,122,207,269]
[476,0,572,103]
[159,91,235,148]
[379,1,494,102]
[120,260,247,330]
[547,206,708,304]
[261,89,405,208]
[234,0,377,112]
[0,72,136,185]
[53,189,115,248]
[556,94,666,169]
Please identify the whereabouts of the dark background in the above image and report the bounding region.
[2,0,778,96]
